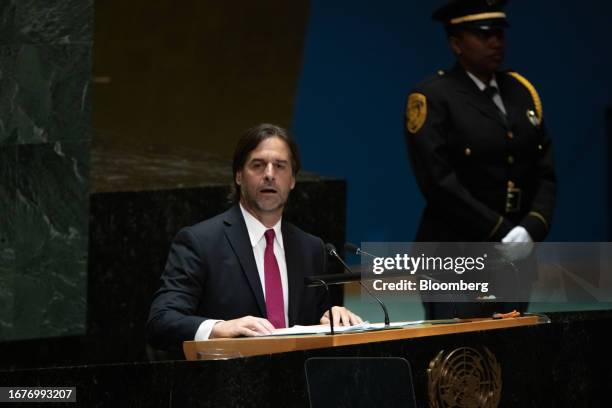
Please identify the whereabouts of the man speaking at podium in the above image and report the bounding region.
[147,124,361,350]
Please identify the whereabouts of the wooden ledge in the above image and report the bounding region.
[183,316,541,360]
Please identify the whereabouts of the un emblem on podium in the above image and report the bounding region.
[428,346,502,408]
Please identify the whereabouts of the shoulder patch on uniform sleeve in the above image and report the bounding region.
[406,93,427,134]
[508,72,543,124]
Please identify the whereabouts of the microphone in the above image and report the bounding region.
[344,243,378,259]
[326,243,390,327]
[344,242,444,284]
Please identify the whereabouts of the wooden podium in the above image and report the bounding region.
[183,315,541,360]
[2,311,610,407]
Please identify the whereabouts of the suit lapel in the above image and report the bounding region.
[497,73,521,130]
[282,221,303,327]
[223,206,266,317]
[450,66,509,129]
[502,99,519,130]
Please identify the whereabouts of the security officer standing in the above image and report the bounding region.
[405,0,556,319]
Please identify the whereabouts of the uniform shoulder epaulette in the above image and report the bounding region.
[506,71,543,123]
[417,69,448,87]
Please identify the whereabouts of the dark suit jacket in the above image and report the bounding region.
[146,205,328,350]
[405,65,556,242]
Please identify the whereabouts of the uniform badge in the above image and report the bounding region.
[406,93,427,134]
[526,109,541,127]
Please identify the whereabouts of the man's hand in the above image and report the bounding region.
[320,306,363,326]
[210,316,275,338]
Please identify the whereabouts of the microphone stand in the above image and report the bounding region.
[309,278,335,335]
[328,245,390,327]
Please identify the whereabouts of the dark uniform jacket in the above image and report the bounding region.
[405,64,556,243]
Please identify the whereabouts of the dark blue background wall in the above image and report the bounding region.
[292,0,612,247]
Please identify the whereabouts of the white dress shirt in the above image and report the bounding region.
[194,204,290,340]
[466,70,507,115]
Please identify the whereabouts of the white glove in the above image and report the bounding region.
[496,226,533,262]
[502,226,532,243]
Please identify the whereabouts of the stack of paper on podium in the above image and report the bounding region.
[268,321,428,336]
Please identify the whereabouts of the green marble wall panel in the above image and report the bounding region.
[9,141,89,340]
[0,0,92,342]
[0,44,92,145]
[0,2,16,43]
[0,0,93,45]
[0,146,16,339]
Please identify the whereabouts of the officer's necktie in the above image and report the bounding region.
[263,229,286,329]
[483,84,498,99]
[483,84,507,116]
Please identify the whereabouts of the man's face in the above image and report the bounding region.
[451,28,506,75]
[236,136,296,217]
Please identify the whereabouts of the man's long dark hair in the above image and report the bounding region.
[230,123,301,203]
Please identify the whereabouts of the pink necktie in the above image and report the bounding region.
[264,229,286,328]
